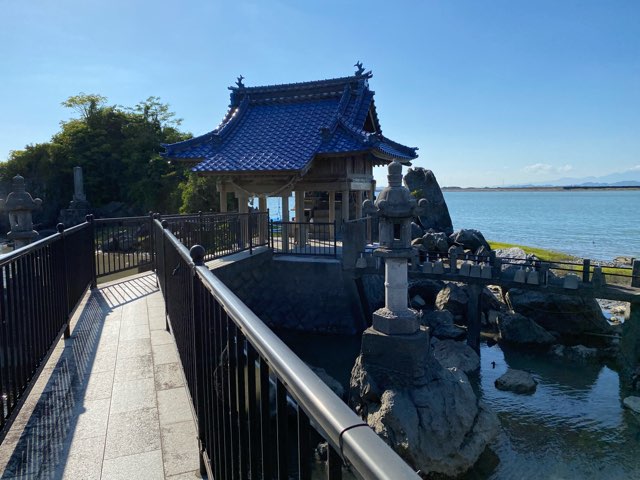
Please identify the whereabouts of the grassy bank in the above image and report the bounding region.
[488,241,632,285]
[488,241,578,263]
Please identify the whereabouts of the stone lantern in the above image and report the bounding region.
[357,160,430,387]
[0,175,42,249]
[363,160,427,335]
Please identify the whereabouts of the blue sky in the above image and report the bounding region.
[1,0,638,187]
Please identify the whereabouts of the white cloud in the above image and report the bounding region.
[523,163,573,175]
[629,165,640,172]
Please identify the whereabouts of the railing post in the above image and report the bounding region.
[249,212,253,255]
[86,214,97,289]
[162,220,170,332]
[632,259,640,288]
[198,211,204,248]
[57,223,71,339]
[582,259,591,283]
[333,220,337,257]
[189,244,208,476]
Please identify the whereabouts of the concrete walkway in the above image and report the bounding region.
[0,273,203,480]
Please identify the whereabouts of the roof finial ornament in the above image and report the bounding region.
[236,75,245,88]
[354,61,365,76]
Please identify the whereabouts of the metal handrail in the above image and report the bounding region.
[0,221,91,267]
[157,223,417,478]
[195,265,418,479]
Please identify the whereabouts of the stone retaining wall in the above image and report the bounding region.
[211,250,365,334]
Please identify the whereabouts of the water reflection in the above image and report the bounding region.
[279,332,640,479]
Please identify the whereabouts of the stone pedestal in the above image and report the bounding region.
[360,326,430,388]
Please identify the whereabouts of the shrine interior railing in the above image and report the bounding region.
[269,220,337,257]
[0,219,94,441]
[154,219,418,479]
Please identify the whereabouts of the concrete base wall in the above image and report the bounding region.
[211,251,365,334]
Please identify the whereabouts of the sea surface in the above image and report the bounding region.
[280,332,640,480]
[268,190,640,261]
[444,190,640,261]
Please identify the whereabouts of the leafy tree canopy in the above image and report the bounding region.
[0,94,198,227]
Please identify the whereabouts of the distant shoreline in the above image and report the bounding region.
[441,185,640,192]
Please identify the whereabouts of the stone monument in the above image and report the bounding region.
[0,174,42,249]
[59,166,91,226]
[350,161,499,477]
[358,160,430,385]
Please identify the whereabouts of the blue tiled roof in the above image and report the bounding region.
[162,72,417,172]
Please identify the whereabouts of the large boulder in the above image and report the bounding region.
[409,279,445,306]
[403,167,453,235]
[435,283,503,324]
[420,231,450,253]
[432,339,480,373]
[422,310,466,340]
[351,355,499,477]
[506,289,612,342]
[497,312,556,346]
[435,283,469,320]
[449,229,491,253]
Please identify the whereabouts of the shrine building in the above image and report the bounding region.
[161,65,418,227]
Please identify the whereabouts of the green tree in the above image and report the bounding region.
[1,93,192,226]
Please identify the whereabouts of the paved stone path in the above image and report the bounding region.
[0,273,203,479]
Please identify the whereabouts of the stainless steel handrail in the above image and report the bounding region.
[159,221,418,479]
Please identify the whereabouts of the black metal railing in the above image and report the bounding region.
[163,212,270,262]
[155,221,418,479]
[94,215,154,279]
[0,220,94,441]
[270,221,337,257]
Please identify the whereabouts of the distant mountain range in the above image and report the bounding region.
[505,169,640,188]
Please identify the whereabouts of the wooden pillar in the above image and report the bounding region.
[328,191,335,239]
[370,180,376,202]
[218,184,227,213]
[280,194,289,253]
[466,283,482,356]
[355,190,363,219]
[294,190,306,246]
[341,189,350,223]
[237,193,249,247]
[258,196,267,244]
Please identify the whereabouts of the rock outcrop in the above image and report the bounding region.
[497,312,556,346]
[449,229,491,253]
[403,167,453,235]
[422,310,466,340]
[506,289,612,342]
[350,354,499,477]
[432,339,480,373]
[435,283,469,321]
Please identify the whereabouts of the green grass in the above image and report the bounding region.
[487,241,578,263]
[488,240,632,285]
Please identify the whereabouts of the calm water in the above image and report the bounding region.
[268,190,640,260]
[444,190,640,261]
[281,332,640,479]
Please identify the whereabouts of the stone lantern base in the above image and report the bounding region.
[372,307,421,335]
[359,325,430,388]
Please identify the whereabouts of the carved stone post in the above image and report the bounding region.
[0,175,42,249]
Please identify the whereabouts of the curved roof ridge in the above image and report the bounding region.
[228,71,372,94]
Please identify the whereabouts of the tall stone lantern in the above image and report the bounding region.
[358,160,429,386]
[0,175,43,249]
